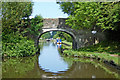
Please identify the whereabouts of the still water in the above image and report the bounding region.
[2,42,118,78]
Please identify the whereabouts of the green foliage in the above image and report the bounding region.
[61,41,72,49]
[2,2,33,34]
[96,2,120,31]
[52,31,60,39]
[62,40,119,65]
[63,49,118,65]
[41,32,51,39]
[57,2,75,15]
[58,2,120,31]
[50,31,57,38]
[41,31,58,39]
[26,15,43,36]
[63,50,76,56]
[78,41,120,54]
[2,32,37,57]
[2,2,43,57]
[53,31,73,42]
[0,14,1,57]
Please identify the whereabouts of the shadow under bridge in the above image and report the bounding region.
[37,28,77,50]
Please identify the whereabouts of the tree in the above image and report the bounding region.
[57,2,76,15]
[57,2,120,31]
[27,15,43,36]
[41,32,51,39]
[2,2,33,34]
[1,2,40,57]
[53,31,73,42]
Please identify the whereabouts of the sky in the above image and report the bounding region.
[30,1,68,18]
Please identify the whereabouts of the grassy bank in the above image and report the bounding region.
[62,40,72,49]
[62,40,72,46]
[62,41,120,65]
[78,41,120,55]
[63,50,119,65]
[61,41,120,78]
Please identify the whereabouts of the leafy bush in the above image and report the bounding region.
[2,33,37,57]
[78,41,120,55]
[26,15,43,36]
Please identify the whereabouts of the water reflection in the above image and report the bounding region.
[57,44,62,48]
[38,42,69,74]
[2,41,117,78]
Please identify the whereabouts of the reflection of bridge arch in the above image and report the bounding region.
[37,28,77,49]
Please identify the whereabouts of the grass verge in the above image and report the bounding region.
[62,41,120,65]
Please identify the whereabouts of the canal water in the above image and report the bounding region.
[2,42,118,78]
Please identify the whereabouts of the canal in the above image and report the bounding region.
[2,41,118,78]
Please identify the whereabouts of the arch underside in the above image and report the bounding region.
[37,28,77,49]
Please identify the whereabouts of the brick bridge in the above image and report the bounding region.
[36,18,106,49]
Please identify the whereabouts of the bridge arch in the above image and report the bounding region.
[37,28,77,49]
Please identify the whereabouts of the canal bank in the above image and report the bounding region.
[61,41,119,65]
[61,41,120,79]
[2,41,119,78]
